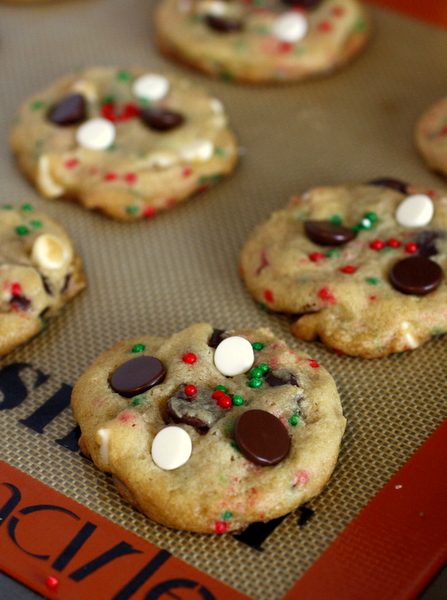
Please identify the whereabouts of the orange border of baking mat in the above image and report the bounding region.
[3,420,447,599]
[0,460,252,600]
[368,0,447,29]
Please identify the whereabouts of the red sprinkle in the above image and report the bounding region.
[309,252,325,262]
[279,41,294,53]
[182,353,197,364]
[184,385,197,397]
[339,265,356,274]
[331,5,346,16]
[318,287,336,303]
[369,295,377,300]
[101,103,117,122]
[124,172,137,184]
[45,576,59,590]
[387,238,400,248]
[264,289,274,303]
[212,390,225,400]
[370,240,384,250]
[214,521,228,534]
[308,360,319,368]
[217,395,232,409]
[104,172,118,181]
[143,206,156,218]
[318,21,333,32]
[121,103,140,120]
[405,242,418,254]
[11,282,22,296]
[182,167,192,177]
[64,158,79,169]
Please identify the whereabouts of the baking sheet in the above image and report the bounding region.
[1,1,447,599]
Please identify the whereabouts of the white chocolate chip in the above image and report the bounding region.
[179,139,214,162]
[210,98,224,114]
[395,194,434,227]
[196,0,226,16]
[214,336,254,376]
[143,151,179,169]
[37,155,65,198]
[97,428,110,464]
[132,74,170,102]
[151,426,192,470]
[273,12,308,43]
[76,118,116,150]
[31,233,71,270]
[400,322,418,349]
[71,79,98,103]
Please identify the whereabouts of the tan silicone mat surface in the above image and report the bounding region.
[1,1,447,598]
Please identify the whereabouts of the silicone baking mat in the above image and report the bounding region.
[1,1,447,599]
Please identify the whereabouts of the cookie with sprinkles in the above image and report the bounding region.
[155,0,371,83]
[9,67,238,221]
[240,181,447,358]
[0,204,85,355]
[415,95,447,179]
[71,323,345,533]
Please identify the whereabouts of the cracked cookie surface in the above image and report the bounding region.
[155,0,371,83]
[71,323,345,533]
[10,66,238,220]
[0,204,85,355]
[240,182,447,358]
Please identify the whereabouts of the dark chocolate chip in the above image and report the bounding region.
[233,515,287,550]
[304,220,355,246]
[41,275,54,296]
[298,506,315,526]
[10,295,31,311]
[110,356,166,397]
[206,14,243,32]
[166,385,224,434]
[368,178,408,194]
[139,107,184,131]
[389,256,443,295]
[48,93,86,126]
[208,328,226,348]
[414,231,441,258]
[234,410,291,466]
[282,0,321,8]
[264,369,300,387]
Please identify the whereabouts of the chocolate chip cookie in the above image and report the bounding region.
[0,203,85,355]
[10,67,238,220]
[415,95,447,179]
[71,323,345,533]
[155,0,371,83]
[240,180,447,358]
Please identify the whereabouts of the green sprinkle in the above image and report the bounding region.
[117,70,131,81]
[252,342,264,351]
[330,214,342,225]
[258,363,269,374]
[107,144,117,152]
[138,97,152,106]
[221,71,234,82]
[232,395,244,406]
[215,147,227,157]
[433,327,444,336]
[231,441,240,451]
[289,415,299,426]
[15,225,29,236]
[21,204,33,212]
[366,278,379,285]
[30,100,45,110]
[210,173,222,182]
[355,19,366,32]
[365,212,377,222]
[250,367,263,379]
[222,511,233,520]
[214,385,227,392]
[125,205,139,215]
[253,0,265,6]
[198,176,209,185]
[360,218,372,229]
[102,94,115,104]
[132,396,144,406]
[326,249,339,258]
[30,220,42,228]
[2,204,13,210]
[131,343,145,353]
[39,317,47,329]
[247,378,262,389]
[352,223,362,233]
[190,14,204,23]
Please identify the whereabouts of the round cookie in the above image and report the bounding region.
[10,67,238,221]
[155,0,371,83]
[71,323,345,533]
[415,96,447,178]
[0,203,85,355]
[240,180,447,358]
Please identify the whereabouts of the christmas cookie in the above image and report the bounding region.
[9,67,238,221]
[71,323,345,533]
[155,0,371,83]
[240,180,447,358]
[0,203,85,355]
[415,96,447,178]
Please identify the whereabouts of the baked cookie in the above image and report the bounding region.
[155,0,371,83]
[10,67,238,221]
[240,180,447,358]
[415,96,447,178]
[71,323,345,533]
[0,203,85,355]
